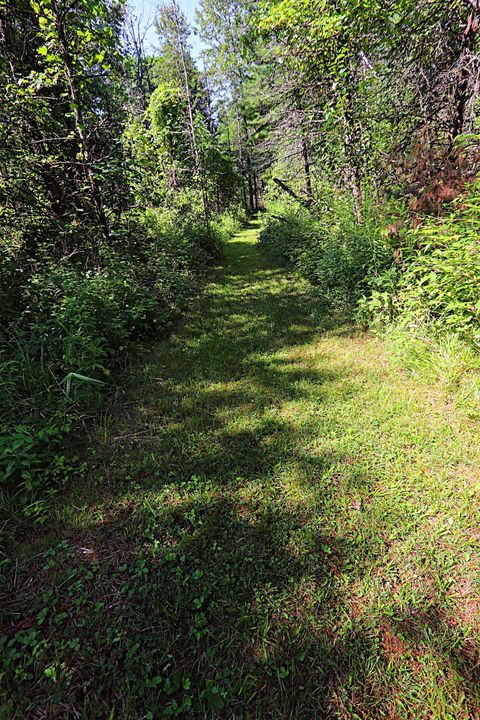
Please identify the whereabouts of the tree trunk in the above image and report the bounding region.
[342,90,363,222]
[172,0,212,246]
[235,105,249,214]
[301,135,313,201]
[51,0,110,249]
[252,170,260,213]
[242,113,257,214]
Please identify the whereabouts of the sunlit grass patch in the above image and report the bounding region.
[2,222,480,718]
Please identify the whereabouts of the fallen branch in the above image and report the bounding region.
[272,177,313,209]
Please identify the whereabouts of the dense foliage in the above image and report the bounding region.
[194,0,480,351]
[381,181,480,343]
[3,0,480,510]
[257,195,395,313]
[4,1,480,717]
[0,0,244,507]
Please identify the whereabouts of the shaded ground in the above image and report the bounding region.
[2,222,480,719]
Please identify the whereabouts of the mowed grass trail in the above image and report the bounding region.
[3,222,480,719]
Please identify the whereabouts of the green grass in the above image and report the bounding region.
[2,221,480,718]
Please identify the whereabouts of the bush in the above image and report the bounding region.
[398,197,480,345]
[0,198,224,502]
[258,192,394,312]
[211,206,248,243]
[359,181,480,348]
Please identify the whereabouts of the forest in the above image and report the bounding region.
[2,0,480,717]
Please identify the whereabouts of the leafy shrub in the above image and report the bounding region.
[258,193,394,312]
[360,181,480,348]
[0,198,226,501]
[211,207,248,243]
[0,327,84,520]
[398,198,480,344]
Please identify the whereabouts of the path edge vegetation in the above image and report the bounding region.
[3,0,480,716]
[3,0,480,525]
[2,222,480,717]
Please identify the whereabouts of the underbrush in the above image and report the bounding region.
[258,194,394,313]
[259,183,480,400]
[356,181,480,401]
[360,183,480,339]
[0,201,243,518]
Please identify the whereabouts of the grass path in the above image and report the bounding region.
[3,222,480,718]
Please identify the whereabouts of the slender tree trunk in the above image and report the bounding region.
[300,135,313,201]
[51,0,110,248]
[126,15,152,112]
[246,164,255,213]
[294,92,313,202]
[242,113,257,213]
[235,105,249,214]
[343,89,363,222]
[168,134,179,190]
[172,0,212,245]
[252,170,259,213]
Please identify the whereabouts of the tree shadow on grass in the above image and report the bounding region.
[2,236,480,718]
[1,485,395,718]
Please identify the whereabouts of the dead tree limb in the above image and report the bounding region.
[272,177,313,209]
